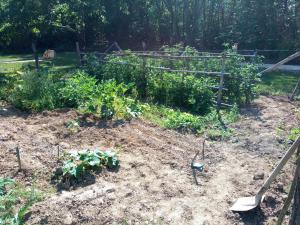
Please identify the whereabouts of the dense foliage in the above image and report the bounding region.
[6,70,141,119]
[0,0,299,51]
[87,45,261,114]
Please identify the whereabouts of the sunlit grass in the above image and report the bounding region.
[0,52,77,74]
[257,72,300,96]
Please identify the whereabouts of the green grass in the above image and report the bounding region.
[0,52,77,74]
[257,72,300,96]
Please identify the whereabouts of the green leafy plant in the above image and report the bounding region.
[9,70,61,112]
[288,127,300,141]
[142,103,236,139]
[65,119,80,134]
[0,177,42,225]
[80,80,141,119]
[61,149,119,180]
[59,70,97,108]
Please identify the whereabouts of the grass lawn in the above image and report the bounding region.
[0,52,78,74]
[257,72,300,96]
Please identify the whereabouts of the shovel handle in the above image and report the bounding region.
[257,135,300,198]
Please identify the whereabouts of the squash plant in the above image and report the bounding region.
[61,149,119,179]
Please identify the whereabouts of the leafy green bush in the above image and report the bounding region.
[9,70,61,112]
[61,149,119,179]
[59,70,97,108]
[79,80,141,119]
[0,72,18,100]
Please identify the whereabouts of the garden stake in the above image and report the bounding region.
[57,145,60,162]
[16,146,22,171]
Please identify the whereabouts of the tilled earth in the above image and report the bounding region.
[0,96,299,225]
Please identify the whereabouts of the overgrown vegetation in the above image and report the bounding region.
[4,70,141,119]
[0,177,42,225]
[9,70,62,111]
[86,45,261,114]
[0,45,262,140]
[142,103,239,140]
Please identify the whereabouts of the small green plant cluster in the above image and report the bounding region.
[142,103,238,140]
[65,119,80,134]
[61,149,119,179]
[288,127,300,141]
[0,177,41,225]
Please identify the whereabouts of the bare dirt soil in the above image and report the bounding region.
[0,96,299,225]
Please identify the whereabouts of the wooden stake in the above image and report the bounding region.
[290,78,300,101]
[76,42,82,66]
[31,42,39,70]
[260,51,300,74]
[16,147,22,171]
[217,54,226,112]
[57,145,60,161]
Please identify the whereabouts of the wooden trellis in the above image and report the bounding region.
[76,42,259,111]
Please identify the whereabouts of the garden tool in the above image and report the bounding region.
[191,140,206,185]
[230,135,300,212]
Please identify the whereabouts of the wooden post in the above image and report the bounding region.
[290,78,300,101]
[277,155,300,225]
[217,54,226,112]
[260,51,300,74]
[76,42,82,66]
[31,42,39,70]
[57,145,60,161]
[289,155,300,225]
[16,147,22,171]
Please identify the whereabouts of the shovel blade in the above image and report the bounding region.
[230,196,259,212]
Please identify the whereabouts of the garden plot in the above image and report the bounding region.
[0,96,298,225]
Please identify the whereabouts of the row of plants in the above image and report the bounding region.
[2,70,141,120]
[85,44,262,114]
[0,177,42,225]
[142,103,239,140]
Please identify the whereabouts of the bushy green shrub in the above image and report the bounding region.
[9,70,61,111]
[80,80,141,119]
[59,70,97,108]
[0,72,18,100]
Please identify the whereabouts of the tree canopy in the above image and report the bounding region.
[0,0,299,51]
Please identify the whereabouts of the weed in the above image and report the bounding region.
[0,177,42,225]
[287,127,300,141]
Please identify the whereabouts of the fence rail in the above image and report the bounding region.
[76,42,241,111]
